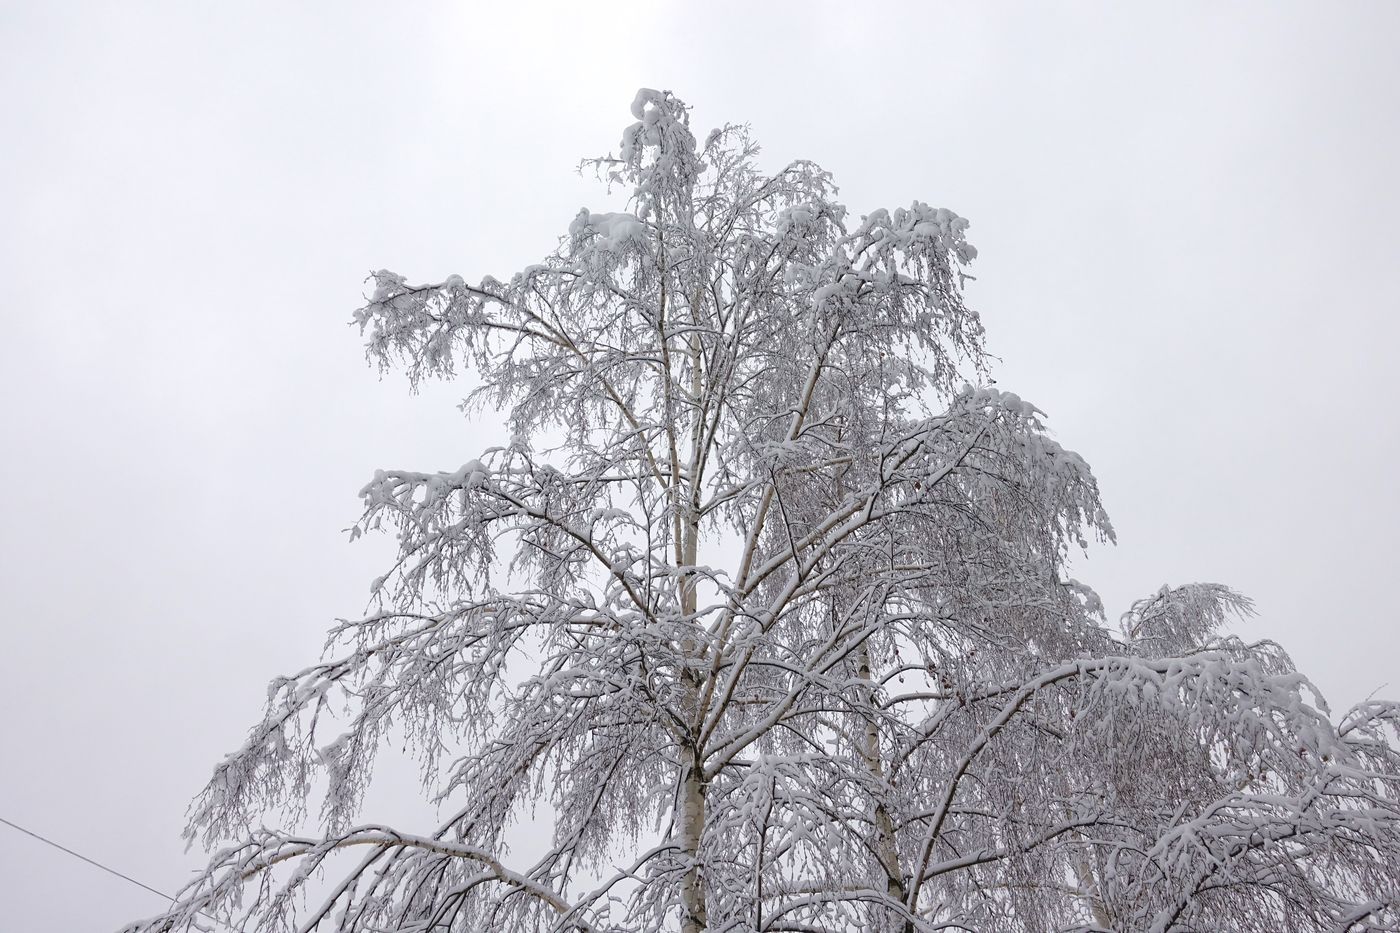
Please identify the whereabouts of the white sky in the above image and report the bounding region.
[2,3,1397,929]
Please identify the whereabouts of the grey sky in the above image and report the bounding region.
[2,3,1397,929]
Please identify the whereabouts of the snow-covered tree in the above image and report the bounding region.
[125,90,1400,933]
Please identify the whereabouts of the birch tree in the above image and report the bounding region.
[124,89,1400,933]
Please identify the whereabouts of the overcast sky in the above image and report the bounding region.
[2,3,1398,929]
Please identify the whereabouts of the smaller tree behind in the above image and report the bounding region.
[124,90,1399,933]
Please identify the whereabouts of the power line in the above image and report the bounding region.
[0,814,175,902]
[0,813,231,930]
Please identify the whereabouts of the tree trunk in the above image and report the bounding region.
[857,641,910,931]
[1073,845,1112,928]
[679,489,708,932]
[679,750,708,933]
